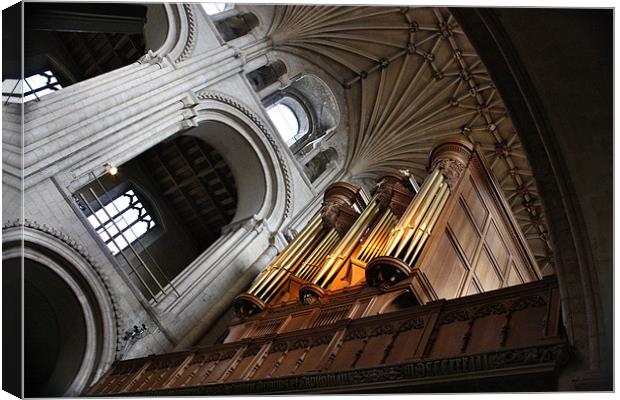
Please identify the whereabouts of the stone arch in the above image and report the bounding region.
[2,221,119,396]
[194,91,293,226]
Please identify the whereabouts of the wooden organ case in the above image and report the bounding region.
[88,137,568,395]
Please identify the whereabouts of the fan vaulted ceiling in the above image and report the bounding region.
[264,5,554,275]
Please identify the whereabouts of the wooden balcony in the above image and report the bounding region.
[88,275,568,395]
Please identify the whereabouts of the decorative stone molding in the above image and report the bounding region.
[2,219,123,358]
[175,4,197,63]
[196,90,293,220]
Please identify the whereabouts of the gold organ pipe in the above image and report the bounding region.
[357,210,391,261]
[402,183,449,263]
[392,174,445,257]
[360,211,394,262]
[297,229,339,280]
[384,168,442,255]
[301,231,340,281]
[263,228,339,303]
[248,213,322,296]
[254,220,325,298]
[314,199,381,287]
[312,201,378,285]
[367,213,398,261]
[408,184,451,263]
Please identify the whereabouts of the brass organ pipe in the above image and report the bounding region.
[301,231,340,281]
[361,211,394,262]
[314,199,381,287]
[248,213,322,295]
[384,168,442,255]
[408,185,450,263]
[253,222,324,298]
[262,228,335,303]
[398,168,442,228]
[312,200,378,285]
[357,210,391,261]
[367,214,398,261]
[392,174,445,257]
[296,229,338,279]
[402,183,449,263]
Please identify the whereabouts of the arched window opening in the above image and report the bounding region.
[215,12,258,42]
[201,2,233,15]
[15,3,148,89]
[246,60,286,92]
[2,70,62,104]
[267,96,310,146]
[267,103,299,144]
[74,135,238,302]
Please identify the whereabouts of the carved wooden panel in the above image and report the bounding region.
[504,295,548,348]
[226,345,262,381]
[170,352,218,387]
[448,200,480,262]
[474,248,502,291]
[462,177,489,230]
[465,303,508,353]
[424,234,468,299]
[506,263,524,287]
[295,335,333,373]
[485,221,510,274]
[383,318,426,364]
[428,310,471,358]
[203,351,236,383]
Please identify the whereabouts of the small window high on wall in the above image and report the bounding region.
[2,70,62,103]
[201,2,233,15]
[86,189,156,255]
[267,97,310,146]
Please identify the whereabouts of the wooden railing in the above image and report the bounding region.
[88,276,566,395]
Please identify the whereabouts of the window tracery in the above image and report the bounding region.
[2,70,62,104]
[86,189,156,255]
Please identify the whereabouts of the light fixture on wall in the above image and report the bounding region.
[105,163,118,176]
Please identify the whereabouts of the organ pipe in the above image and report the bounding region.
[312,195,381,288]
[249,213,324,298]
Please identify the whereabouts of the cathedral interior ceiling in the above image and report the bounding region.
[263,5,553,275]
